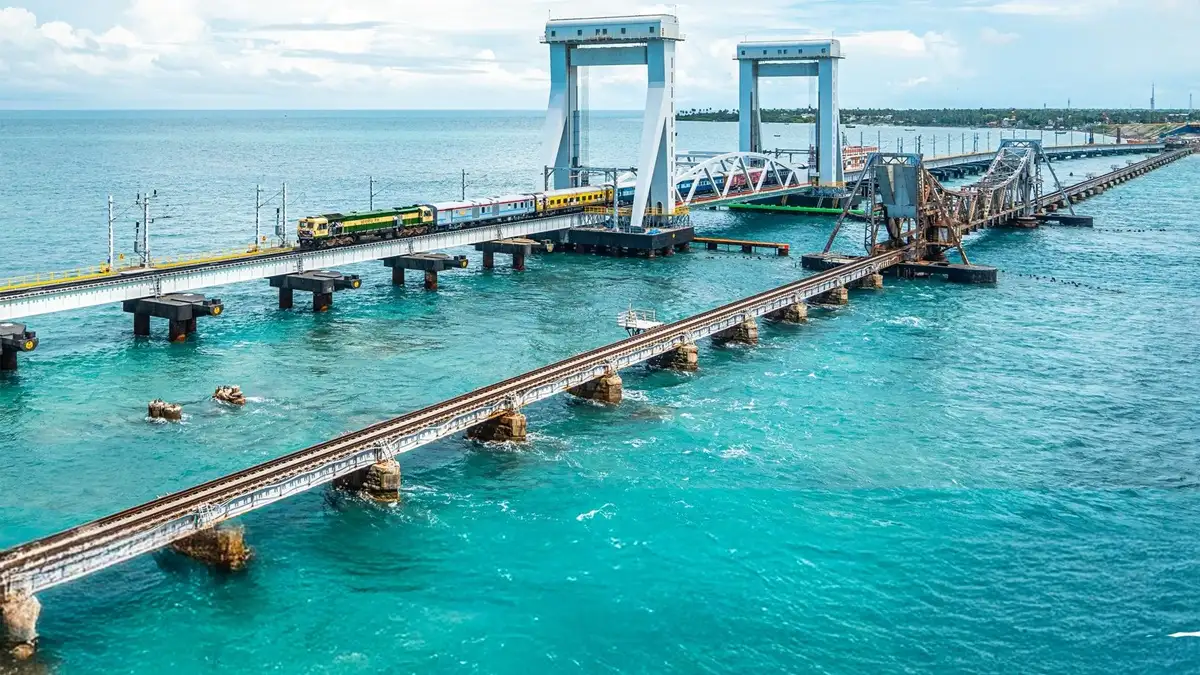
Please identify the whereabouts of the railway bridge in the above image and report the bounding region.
[1,142,1194,656]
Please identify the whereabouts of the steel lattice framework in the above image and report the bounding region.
[825,139,1058,264]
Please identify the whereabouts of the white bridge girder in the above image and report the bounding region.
[671,151,809,207]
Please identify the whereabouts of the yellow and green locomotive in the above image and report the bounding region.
[297,205,434,249]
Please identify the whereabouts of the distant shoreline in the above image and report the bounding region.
[678,108,1195,131]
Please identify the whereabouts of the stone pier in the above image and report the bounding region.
[468,411,528,443]
[169,525,252,570]
[334,459,402,502]
[569,372,623,404]
[851,273,883,290]
[1,593,40,660]
[650,342,699,371]
[812,287,849,305]
[712,318,759,345]
[767,303,808,323]
[476,239,535,272]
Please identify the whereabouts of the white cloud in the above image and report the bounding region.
[979,27,1018,45]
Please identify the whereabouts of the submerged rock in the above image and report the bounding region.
[213,385,247,406]
[148,399,183,421]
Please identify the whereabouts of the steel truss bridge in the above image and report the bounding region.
[823,141,1193,264]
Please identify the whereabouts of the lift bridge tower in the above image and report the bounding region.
[542,15,682,231]
[737,39,843,187]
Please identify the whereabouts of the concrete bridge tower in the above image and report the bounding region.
[737,39,844,187]
[542,15,682,230]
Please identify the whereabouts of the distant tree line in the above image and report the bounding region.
[677,107,1197,128]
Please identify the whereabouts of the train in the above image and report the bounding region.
[298,185,613,249]
[296,168,795,249]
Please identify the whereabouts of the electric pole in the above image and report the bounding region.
[254,184,262,251]
[369,176,375,211]
[461,170,468,200]
[281,182,289,248]
[135,190,153,268]
[107,195,115,272]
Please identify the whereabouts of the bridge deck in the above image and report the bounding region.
[0,248,905,597]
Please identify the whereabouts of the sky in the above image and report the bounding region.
[0,0,1197,110]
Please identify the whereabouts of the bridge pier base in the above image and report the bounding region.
[1,592,40,660]
[713,318,759,345]
[0,323,38,372]
[335,459,401,502]
[269,271,361,313]
[570,372,623,404]
[651,342,699,371]
[384,254,467,289]
[170,525,251,570]
[767,303,808,323]
[476,240,536,272]
[123,294,223,341]
[851,273,883,290]
[813,287,849,305]
[468,411,528,443]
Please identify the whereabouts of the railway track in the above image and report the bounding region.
[0,249,902,592]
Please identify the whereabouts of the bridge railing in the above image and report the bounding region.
[0,265,117,293]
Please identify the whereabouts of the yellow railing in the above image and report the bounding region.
[150,245,293,270]
[0,265,117,293]
[1,244,296,293]
[584,205,690,217]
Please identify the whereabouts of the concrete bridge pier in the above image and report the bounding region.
[468,411,528,443]
[650,342,699,371]
[169,524,251,570]
[0,323,38,372]
[767,303,808,323]
[334,459,402,502]
[122,294,223,342]
[713,318,759,345]
[569,372,623,404]
[1,592,40,660]
[476,240,535,272]
[270,270,361,312]
[384,253,468,290]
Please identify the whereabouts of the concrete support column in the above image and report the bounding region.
[768,303,808,323]
[134,313,151,336]
[813,287,849,305]
[424,270,438,291]
[851,273,883,290]
[170,525,251,570]
[713,318,759,345]
[335,459,402,502]
[279,287,294,309]
[1,592,40,660]
[651,342,698,371]
[483,251,495,270]
[313,292,332,313]
[468,411,528,443]
[512,253,526,272]
[391,267,404,285]
[168,319,188,343]
[569,372,623,404]
[0,349,16,372]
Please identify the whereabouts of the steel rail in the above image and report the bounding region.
[0,249,902,588]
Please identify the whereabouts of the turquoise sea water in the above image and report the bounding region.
[1,111,1198,674]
